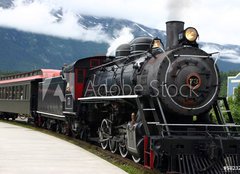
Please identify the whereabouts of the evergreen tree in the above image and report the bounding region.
[228,85,240,124]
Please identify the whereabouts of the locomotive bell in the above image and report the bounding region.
[166,21,184,50]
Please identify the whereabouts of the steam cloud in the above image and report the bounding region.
[167,0,192,20]
[1,0,239,62]
[0,0,135,55]
[0,0,111,43]
[106,27,134,56]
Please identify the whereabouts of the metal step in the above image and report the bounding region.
[143,108,156,111]
[221,110,231,113]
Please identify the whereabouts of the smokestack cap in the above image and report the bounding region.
[166,21,184,25]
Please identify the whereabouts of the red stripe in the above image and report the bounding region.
[0,75,43,84]
[0,69,61,85]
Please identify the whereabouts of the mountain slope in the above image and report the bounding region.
[199,42,240,72]
[0,0,13,9]
[1,23,240,72]
[0,14,167,71]
[80,15,166,40]
[0,27,108,71]
[0,4,239,72]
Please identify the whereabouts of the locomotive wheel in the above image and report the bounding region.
[36,115,42,127]
[71,121,80,139]
[119,140,128,158]
[56,122,62,134]
[39,117,46,128]
[19,114,27,120]
[109,139,118,153]
[80,128,89,141]
[61,122,70,136]
[71,130,79,139]
[99,133,108,149]
[99,119,110,150]
[5,115,9,120]
[132,155,141,163]
[46,119,52,130]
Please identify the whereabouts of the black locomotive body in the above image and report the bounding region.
[0,21,240,173]
[79,21,240,173]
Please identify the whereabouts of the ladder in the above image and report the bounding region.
[212,97,235,133]
[136,96,170,136]
[136,96,170,169]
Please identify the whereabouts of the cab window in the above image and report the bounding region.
[78,69,84,83]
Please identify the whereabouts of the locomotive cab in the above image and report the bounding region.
[62,56,106,113]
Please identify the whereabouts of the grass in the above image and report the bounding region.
[0,119,160,174]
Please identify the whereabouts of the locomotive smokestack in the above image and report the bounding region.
[166,21,184,50]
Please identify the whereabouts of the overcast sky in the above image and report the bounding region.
[0,0,240,46]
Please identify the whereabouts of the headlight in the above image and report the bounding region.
[184,27,198,42]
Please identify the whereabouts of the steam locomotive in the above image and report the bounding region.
[0,21,240,173]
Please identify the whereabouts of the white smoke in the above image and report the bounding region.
[106,27,134,56]
[0,0,135,54]
[0,0,111,43]
[167,0,192,20]
[0,0,240,46]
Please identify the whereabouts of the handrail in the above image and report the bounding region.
[147,123,240,127]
